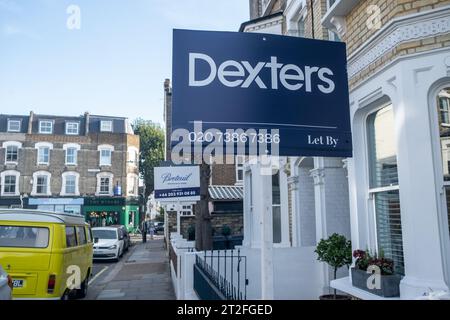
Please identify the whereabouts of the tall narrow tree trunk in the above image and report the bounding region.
[195,163,212,251]
[333,267,337,299]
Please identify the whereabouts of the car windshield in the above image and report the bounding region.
[92,229,117,240]
[0,226,49,248]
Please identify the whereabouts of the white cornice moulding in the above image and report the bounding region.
[244,16,284,33]
[348,6,450,79]
[330,16,347,37]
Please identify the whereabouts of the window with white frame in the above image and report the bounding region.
[5,145,18,163]
[3,141,21,164]
[437,86,450,237]
[100,178,110,194]
[63,144,80,166]
[367,104,404,275]
[180,204,193,216]
[235,155,244,184]
[35,142,53,166]
[438,90,450,126]
[100,120,113,132]
[32,171,51,196]
[96,172,113,196]
[39,120,53,134]
[1,171,20,196]
[61,172,79,195]
[38,146,50,165]
[272,171,282,244]
[7,120,21,132]
[65,122,79,135]
[98,145,114,166]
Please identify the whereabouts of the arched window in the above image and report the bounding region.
[35,142,53,166]
[437,86,450,235]
[96,172,114,196]
[32,171,52,196]
[2,141,22,164]
[0,170,20,196]
[61,172,80,196]
[98,145,114,166]
[367,104,404,275]
[63,143,81,166]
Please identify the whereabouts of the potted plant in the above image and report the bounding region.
[351,249,401,297]
[315,233,352,300]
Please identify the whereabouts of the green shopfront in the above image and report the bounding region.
[83,197,140,231]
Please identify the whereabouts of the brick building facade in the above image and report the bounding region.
[0,111,141,228]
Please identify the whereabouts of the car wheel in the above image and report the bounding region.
[75,277,89,299]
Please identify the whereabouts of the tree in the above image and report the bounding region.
[315,233,352,299]
[133,119,165,198]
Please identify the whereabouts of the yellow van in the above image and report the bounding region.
[0,209,93,300]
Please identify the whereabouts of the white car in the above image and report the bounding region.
[92,227,125,261]
[0,264,12,300]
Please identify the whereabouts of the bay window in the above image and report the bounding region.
[367,104,404,275]
[272,171,282,244]
[438,87,450,235]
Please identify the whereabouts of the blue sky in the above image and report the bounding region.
[0,0,249,125]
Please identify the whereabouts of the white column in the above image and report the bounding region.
[260,167,274,300]
[243,166,252,247]
[311,157,328,294]
[176,202,181,235]
[279,157,290,247]
[288,174,300,247]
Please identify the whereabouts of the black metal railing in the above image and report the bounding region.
[194,249,248,300]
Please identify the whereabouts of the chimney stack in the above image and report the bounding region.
[27,111,34,134]
[84,112,90,136]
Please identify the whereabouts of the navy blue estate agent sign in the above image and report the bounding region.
[172,29,352,157]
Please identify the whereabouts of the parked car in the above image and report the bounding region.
[154,222,164,233]
[92,227,125,261]
[0,264,12,300]
[110,225,131,252]
[0,209,93,300]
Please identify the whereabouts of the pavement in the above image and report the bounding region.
[84,236,176,300]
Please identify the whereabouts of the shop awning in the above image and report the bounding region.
[208,185,243,201]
